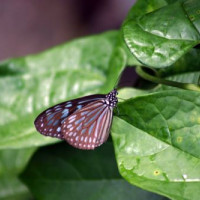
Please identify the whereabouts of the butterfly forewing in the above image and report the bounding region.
[34,94,105,139]
[34,89,118,150]
[62,100,113,150]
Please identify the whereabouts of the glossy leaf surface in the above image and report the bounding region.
[112,90,200,199]
[123,0,200,68]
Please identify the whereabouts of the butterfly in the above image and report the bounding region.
[34,89,118,150]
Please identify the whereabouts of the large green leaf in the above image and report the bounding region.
[0,31,127,149]
[118,90,200,158]
[21,142,167,200]
[123,0,200,68]
[112,90,200,199]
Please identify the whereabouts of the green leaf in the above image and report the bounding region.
[123,0,200,68]
[0,148,36,176]
[0,148,36,200]
[0,176,31,200]
[126,0,168,20]
[118,87,148,100]
[112,90,200,199]
[155,71,200,91]
[0,31,125,149]
[101,32,140,92]
[159,48,200,77]
[21,142,166,200]
[118,90,200,158]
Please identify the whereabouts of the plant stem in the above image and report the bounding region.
[136,66,200,92]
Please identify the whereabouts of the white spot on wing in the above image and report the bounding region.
[46,109,51,113]
[55,107,61,111]
[67,124,72,128]
[77,105,82,109]
[73,132,77,137]
[65,103,72,108]
[57,127,61,132]
[69,117,76,123]
[68,115,76,120]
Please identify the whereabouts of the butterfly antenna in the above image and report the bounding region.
[113,72,123,89]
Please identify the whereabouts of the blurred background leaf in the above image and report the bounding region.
[21,142,167,200]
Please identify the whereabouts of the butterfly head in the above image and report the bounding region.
[105,89,118,108]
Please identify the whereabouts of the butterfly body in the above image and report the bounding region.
[34,89,118,150]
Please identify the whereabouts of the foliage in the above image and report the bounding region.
[0,0,200,199]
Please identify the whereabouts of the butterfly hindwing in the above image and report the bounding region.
[62,100,113,150]
[34,94,105,139]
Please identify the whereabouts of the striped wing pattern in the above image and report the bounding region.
[34,89,118,150]
[62,100,113,150]
[34,94,105,140]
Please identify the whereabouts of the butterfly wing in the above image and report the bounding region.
[62,100,113,150]
[34,94,105,139]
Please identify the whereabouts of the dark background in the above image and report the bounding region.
[0,0,135,61]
